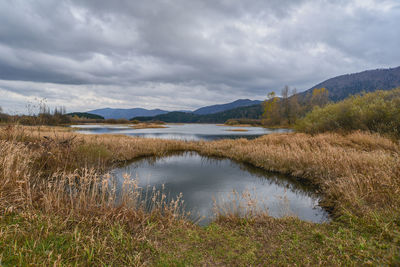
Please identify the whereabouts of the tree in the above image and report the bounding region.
[281,86,290,124]
[262,91,280,126]
[288,88,300,124]
[311,88,329,108]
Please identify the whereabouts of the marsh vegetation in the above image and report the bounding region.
[0,125,399,265]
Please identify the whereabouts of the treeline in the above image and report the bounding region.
[67,112,104,120]
[0,106,71,125]
[261,86,329,127]
[132,104,263,123]
[0,109,137,125]
[0,106,145,125]
[295,88,400,138]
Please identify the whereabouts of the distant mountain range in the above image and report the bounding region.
[87,108,169,119]
[133,104,263,123]
[85,99,262,119]
[80,66,400,122]
[300,66,400,101]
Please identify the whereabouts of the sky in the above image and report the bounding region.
[0,0,399,114]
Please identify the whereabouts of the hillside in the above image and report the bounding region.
[193,99,262,115]
[87,108,168,119]
[301,66,400,101]
[133,104,263,123]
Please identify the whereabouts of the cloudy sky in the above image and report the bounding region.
[0,0,399,113]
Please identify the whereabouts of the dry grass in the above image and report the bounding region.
[195,131,400,215]
[1,125,400,265]
[2,125,399,217]
[130,123,168,129]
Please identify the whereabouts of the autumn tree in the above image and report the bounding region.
[311,87,329,108]
[288,88,300,124]
[262,91,280,126]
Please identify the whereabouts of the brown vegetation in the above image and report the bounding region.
[224,118,262,126]
[1,125,399,265]
[130,122,168,129]
[2,125,399,219]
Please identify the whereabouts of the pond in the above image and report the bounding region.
[72,123,290,141]
[112,152,328,225]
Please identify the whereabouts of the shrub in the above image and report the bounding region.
[295,88,400,138]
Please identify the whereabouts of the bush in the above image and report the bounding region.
[295,88,400,137]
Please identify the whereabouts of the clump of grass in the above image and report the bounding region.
[212,189,271,223]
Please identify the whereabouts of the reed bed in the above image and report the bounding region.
[1,125,399,265]
[196,132,400,215]
[1,125,399,218]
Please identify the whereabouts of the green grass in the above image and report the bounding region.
[1,210,399,266]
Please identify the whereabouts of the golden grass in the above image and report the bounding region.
[196,132,400,215]
[1,125,400,265]
[2,125,399,216]
[130,123,168,129]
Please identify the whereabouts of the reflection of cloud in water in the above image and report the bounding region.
[112,152,329,225]
[72,123,291,141]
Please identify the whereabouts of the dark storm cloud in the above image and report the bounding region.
[0,0,399,112]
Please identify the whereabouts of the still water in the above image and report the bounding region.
[72,123,290,141]
[112,152,328,225]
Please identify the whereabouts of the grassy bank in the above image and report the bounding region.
[0,125,399,265]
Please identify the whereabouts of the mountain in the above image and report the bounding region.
[193,99,262,115]
[84,99,261,119]
[87,108,168,119]
[301,66,400,101]
[133,104,263,123]
[88,66,400,121]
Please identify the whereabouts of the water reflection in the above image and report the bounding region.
[72,123,291,141]
[111,152,328,225]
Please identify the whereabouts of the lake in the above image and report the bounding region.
[112,152,328,225]
[72,123,290,141]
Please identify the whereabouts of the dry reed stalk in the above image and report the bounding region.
[1,125,399,220]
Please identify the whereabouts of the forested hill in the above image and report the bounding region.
[132,104,263,123]
[301,66,400,101]
[87,108,168,119]
[193,99,262,115]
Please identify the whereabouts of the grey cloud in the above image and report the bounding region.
[0,0,399,112]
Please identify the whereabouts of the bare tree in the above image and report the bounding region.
[281,85,290,124]
[288,88,300,124]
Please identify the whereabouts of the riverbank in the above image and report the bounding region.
[0,125,399,265]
